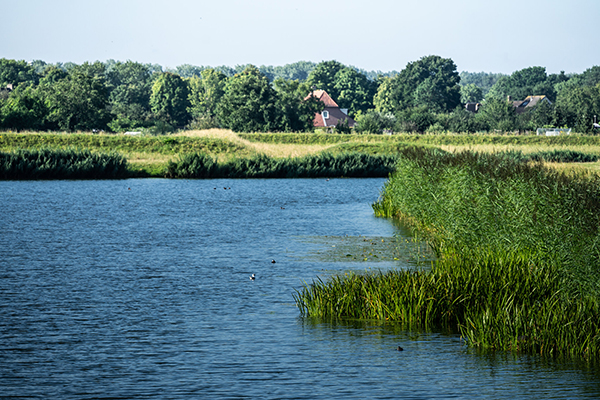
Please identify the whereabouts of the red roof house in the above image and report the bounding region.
[305,90,356,128]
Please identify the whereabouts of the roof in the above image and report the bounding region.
[513,95,551,113]
[304,90,339,107]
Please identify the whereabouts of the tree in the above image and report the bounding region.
[187,68,228,124]
[0,58,39,87]
[374,55,461,113]
[460,83,484,103]
[333,67,377,116]
[475,98,517,132]
[354,110,395,134]
[216,65,279,132]
[554,84,600,133]
[273,78,323,132]
[173,64,205,78]
[486,66,556,101]
[0,85,48,131]
[106,61,154,130]
[150,72,190,126]
[373,77,396,114]
[459,71,506,94]
[306,60,346,100]
[45,67,110,131]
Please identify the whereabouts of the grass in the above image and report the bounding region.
[295,147,600,359]
[0,148,129,179]
[165,152,399,179]
[3,129,600,177]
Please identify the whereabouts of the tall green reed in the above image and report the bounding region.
[296,146,600,358]
[0,148,129,179]
[165,152,399,179]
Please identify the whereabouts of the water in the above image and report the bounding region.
[1,178,599,399]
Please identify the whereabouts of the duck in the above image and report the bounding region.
[250,274,256,280]
[271,260,276,264]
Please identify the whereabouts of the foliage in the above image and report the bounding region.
[45,64,111,131]
[474,98,517,131]
[375,55,461,113]
[394,106,436,133]
[459,71,506,93]
[333,67,378,116]
[306,60,346,99]
[150,72,190,127]
[354,110,396,134]
[106,61,154,131]
[460,83,484,103]
[0,148,129,179]
[187,68,228,127]
[554,83,600,133]
[0,58,39,87]
[274,78,323,132]
[294,147,600,357]
[486,66,560,102]
[166,151,399,178]
[216,65,279,132]
[0,85,49,131]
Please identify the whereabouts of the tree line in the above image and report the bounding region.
[1,57,599,134]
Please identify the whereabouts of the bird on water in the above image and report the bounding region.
[250,274,256,280]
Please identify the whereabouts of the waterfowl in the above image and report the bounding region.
[271,260,276,264]
[397,346,404,351]
[250,274,256,280]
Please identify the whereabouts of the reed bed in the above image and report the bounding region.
[295,147,600,358]
[165,152,399,179]
[0,148,129,179]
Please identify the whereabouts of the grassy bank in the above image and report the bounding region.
[3,129,600,177]
[295,147,600,358]
[0,148,129,179]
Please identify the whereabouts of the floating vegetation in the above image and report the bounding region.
[296,235,434,266]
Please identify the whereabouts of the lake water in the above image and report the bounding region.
[1,178,600,399]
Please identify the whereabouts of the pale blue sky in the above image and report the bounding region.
[1,0,598,74]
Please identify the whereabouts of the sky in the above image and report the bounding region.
[1,0,599,75]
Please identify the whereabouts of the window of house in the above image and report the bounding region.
[322,111,329,119]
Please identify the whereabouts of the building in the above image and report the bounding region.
[510,95,552,114]
[305,90,356,129]
[465,102,481,113]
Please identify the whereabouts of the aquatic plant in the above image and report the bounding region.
[296,147,600,358]
[0,148,129,179]
[165,152,399,179]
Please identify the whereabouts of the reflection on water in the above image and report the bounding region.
[1,178,599,399]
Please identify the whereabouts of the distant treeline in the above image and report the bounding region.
[1,57,599,134]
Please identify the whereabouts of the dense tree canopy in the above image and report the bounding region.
[45,66,111,131]
[150,72,190,127]
[0,58,39,88]
[374,55,461,113]
[217,66,279,132]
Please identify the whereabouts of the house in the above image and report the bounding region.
[465,102,481,113]
[510,95,552,114]
[305,90,356,129]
